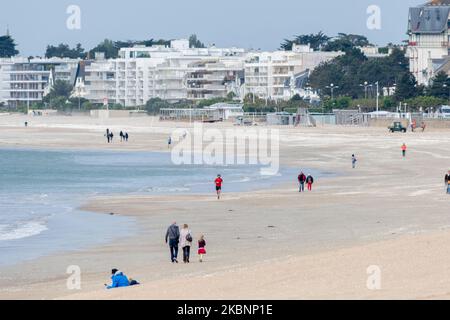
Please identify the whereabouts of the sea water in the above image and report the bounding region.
[0,148,322,267]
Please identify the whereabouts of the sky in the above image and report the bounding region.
[0,0,426,56]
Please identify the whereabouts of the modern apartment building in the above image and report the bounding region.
[0,57,79,108]
[83,40,246,106]
[407,0,450,85]
[244,44,341,101]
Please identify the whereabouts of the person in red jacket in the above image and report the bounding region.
[306,174,314,191]
[401,143,407,158]
[215,175,223,199]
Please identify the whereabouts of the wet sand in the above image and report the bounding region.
[0,114,450,299]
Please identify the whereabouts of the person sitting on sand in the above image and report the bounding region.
[105,269,130,289]
[198,235,206,263]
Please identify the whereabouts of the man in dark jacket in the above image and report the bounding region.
[165,222,180,263]
[298,172,306,192]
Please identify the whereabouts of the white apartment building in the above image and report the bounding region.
[407,1,450,85]
[83,40,246,106]
[244,44,341,101]
[0,57,79,108]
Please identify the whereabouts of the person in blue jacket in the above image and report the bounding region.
[106,269,130,289]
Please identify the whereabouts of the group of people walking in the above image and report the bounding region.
[105,129,129,143]
[297,172,314,192]
[165,222,207,264]
[119,131,129,142]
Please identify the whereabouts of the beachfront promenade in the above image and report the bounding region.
[0,114,450,299]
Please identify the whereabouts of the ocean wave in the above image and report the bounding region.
[0,221,48,241]
[143,186,191,193]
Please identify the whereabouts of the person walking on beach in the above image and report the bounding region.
[165,222,180,263]
[298,172,306,193]
[168,136,172,149]
[125,132,129,142]
[401,143,407,158]
[306,174,314,191]
[198,235,206,263]
[179,224,193,263]
[352,154,357,169]
[421,122,426,132]
[109,132,114,143]
[120,131,124,142]
[215,175,223,199]
[106,129,110,143]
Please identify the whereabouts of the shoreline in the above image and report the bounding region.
[1,115,450,299]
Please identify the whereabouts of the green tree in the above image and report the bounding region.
[281,32,330,51]
[429,71,450,99]
[45,43,85,58]
[43,80,74,109]
[189,34,205,48]
[89,39,119,59]
[0,35,19,57]
[405,96,446,111]
[323,33,371,52]
[395,73,418,101]
[145,98,171,115]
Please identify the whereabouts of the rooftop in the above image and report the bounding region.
[409,5,450,34]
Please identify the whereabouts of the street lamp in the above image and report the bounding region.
[359,81,373,99]
[375,81,380,118]
[325,83,339,100]
[443,84,450,102]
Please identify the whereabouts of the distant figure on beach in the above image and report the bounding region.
[168,136,172,149]
[421,122,426,132]
[298,172,306,193]
[109,132,114,143]
[180,224,193,263]
[165,222,180,263]
[411,120,417,132]
[182,130,188,140]
[401,143,407,158]
[120,131,124,142]
[198,235,206,263]
[352,154,357,169]
[125,132,129,142]
[24,121,28,127]
[105,269,129,289]
[306,174,314,191]
[106,129,110,143]
[446,171,450,194]
[215,175,223,199]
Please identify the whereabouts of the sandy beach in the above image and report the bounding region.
[1,114,450,300]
